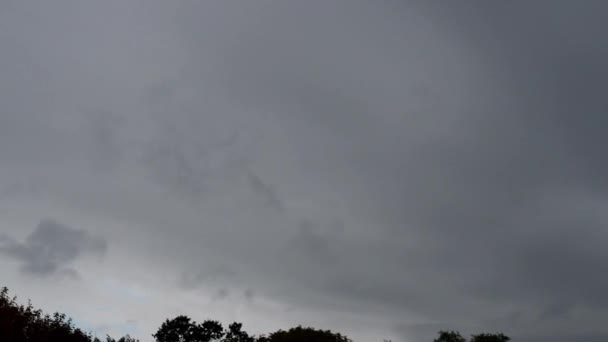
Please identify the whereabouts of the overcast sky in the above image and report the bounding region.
[1,1,607,342]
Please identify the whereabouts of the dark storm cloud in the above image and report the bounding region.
[171,1,608,339]
[2,1,608,341]
[420,1,608,187]
[0,219,107,276]
[402,0,608,306]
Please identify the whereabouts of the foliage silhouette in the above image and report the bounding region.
[0,287,138,342]
[153,315,227,342]
[2,286,513,342]
[224,322,254,342]
[470,333,510,342]
[434,330,466,342]
[433,331,511,342]
[104,335,140,342]
[201,320,225,341]
[263,326,351,342]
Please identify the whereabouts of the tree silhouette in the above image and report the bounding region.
[224,322,254,342]
[470,333,510,342]
[0,287,137,342]
[153,316,196,342]
[265,326,351,342]
[200,320,225,341]
[433,331,511,342]
[434,330,466,342]
[103,334,140,342]
[1,287,90,342]
[153,315,226,342]
[2,285,515,342]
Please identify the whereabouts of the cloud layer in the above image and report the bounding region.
[0,219,107,277]
[1,1,607,341]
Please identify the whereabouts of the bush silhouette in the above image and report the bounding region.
[0,287,138,342]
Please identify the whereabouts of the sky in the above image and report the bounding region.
[1,1,607,341]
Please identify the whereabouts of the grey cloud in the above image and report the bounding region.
[137,117,249,199]
[160,1,608,339]
[283,220,336,264]
[247,171,284,213]
[213,288,230,301]
[516,333,608,342]
[538,302,574,321]
[140,137,209,196]
[2,1,608,342]
[179,264,238,290]
[0,219,107,277]
[84,109,127,171]
[243,289,255,302]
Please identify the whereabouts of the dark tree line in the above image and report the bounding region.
[152,316,349,342]
[433,330,510,342]
[1,287,510,342]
